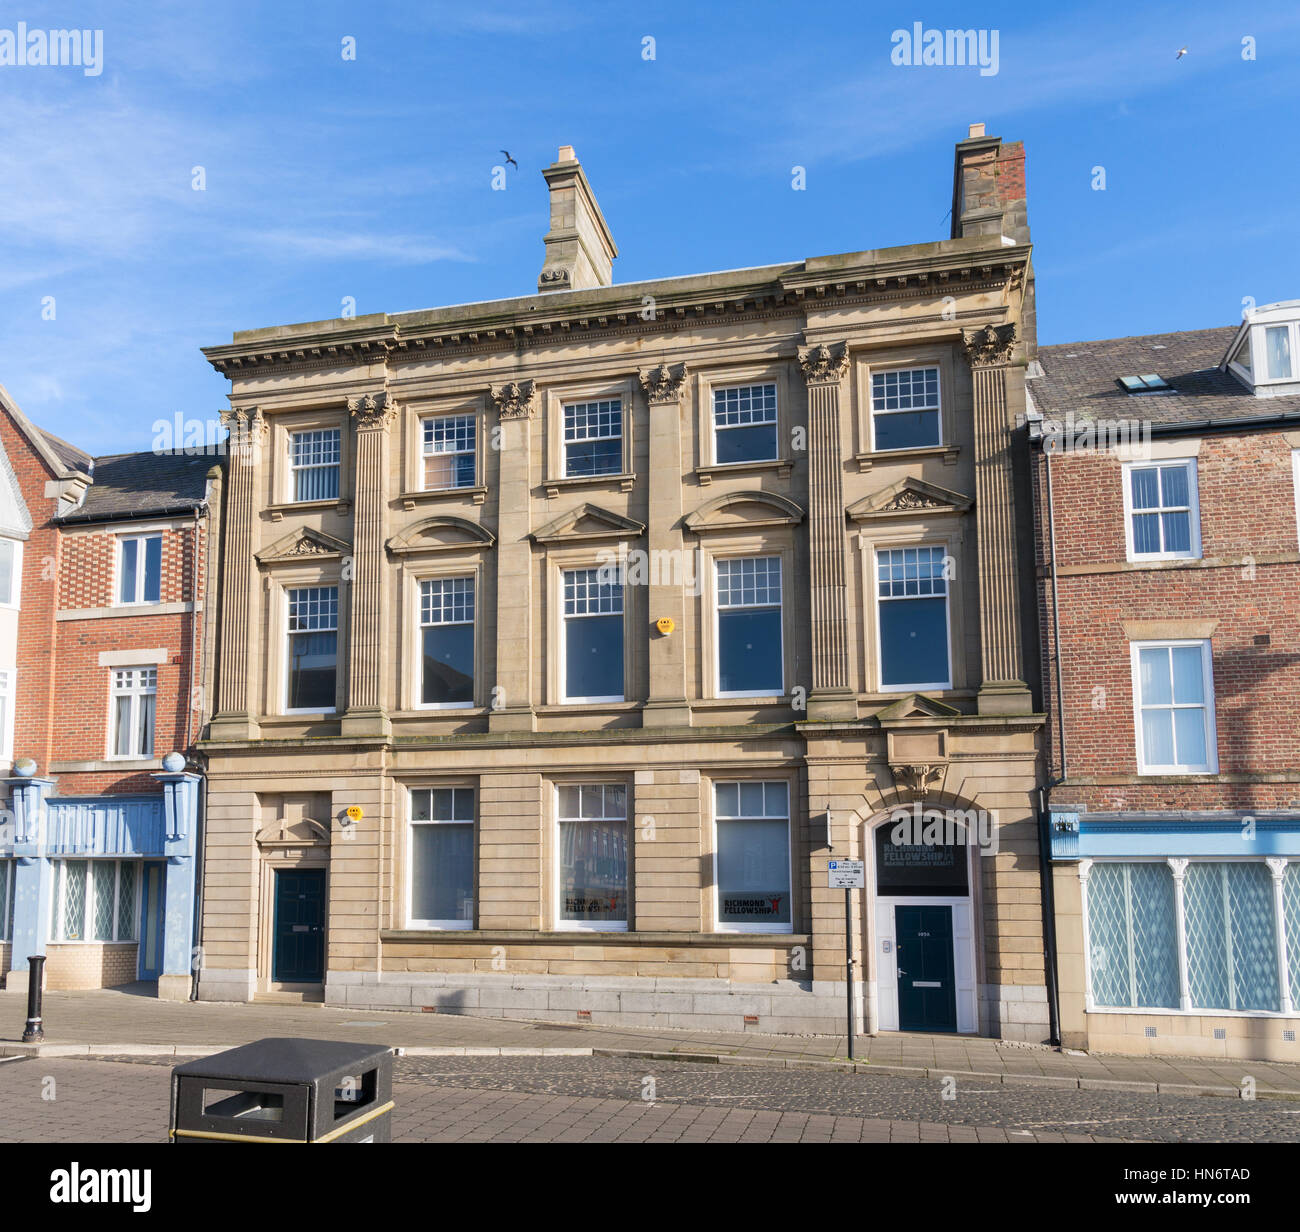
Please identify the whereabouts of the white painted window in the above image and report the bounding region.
[1131,641,1217,774]
[715,556,783,697]
[1123,459,1200,561]
[407,787,475,929]
[109,667,156,759]
[561,567,623,703]
[0,859,14,941]
[286,586,338,713]
[419,577,475,708]
[563,400,622,478]
[876,546,951,691]
[871,366,941,451]
[49,859,139,942]
[713,383,777,464]
[0,538,22,607]
[290,428,341,502]
[422,414,477,490]
[117,534,162,604]
[556,783,629,931]
[714,780,792,932]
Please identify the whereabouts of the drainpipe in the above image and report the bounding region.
[190,769,206,1001]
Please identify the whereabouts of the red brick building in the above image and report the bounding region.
[0,385,219,994]
[1028,302,1300,1058]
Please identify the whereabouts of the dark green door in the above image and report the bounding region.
[895,904,957,1033]
[273,869,325,983]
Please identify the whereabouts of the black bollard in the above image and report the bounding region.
[21,955,45,1044]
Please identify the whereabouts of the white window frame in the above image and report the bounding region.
[116,533,163,606]
[874,544,952,693]
[711,779,794,935]
[0,858,15,941]
[869,365,942,452]
[1261,323,1297,384]
[1292,449,1300,550]
[284,585,340,715]
[554,781,630,933]
[711,382,778,465]
[559,565,625,704]
[561,399,624,479]
[107,667,157,760]
[288,427,342,503]
[406,786,475,931]
[416,576,476,710]
[1130,639,1218,775]
[714,555,784,699]
[1122,458,1201,562]
[421,413,478,492]
[0,537,22,608]
[49,859,140,943]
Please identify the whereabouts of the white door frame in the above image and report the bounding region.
[875,895,978,1033]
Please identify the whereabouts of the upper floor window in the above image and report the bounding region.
[290,429,341,502]
[714,780,792,932]
[0,538,21,607]
[561,568,623,703]
[420,577,475,708]
[556,782,629,931]
[422,414,477,490]
[1224,304,1300,393]
[1124,460,1200,560]
[871,366,941,451]
[1131,641,1217,774]
[876,546,950,691]
[1265,326,1293,380]
[118,534,161,605]
[49,859,138,942]
[110,667,156,759]
[716,556,783,697]
[563,400,622,478]
[408,786,475,929]
[0,669,13,763]
[286,586,338,712]
[713,383,777,464]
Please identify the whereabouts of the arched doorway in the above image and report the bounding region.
[868,804,980,1033]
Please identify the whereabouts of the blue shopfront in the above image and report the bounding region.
[2,758,201,999]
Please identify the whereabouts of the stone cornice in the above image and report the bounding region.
[638,362,688,402]
[488,379,537,420]
[798,341,851,385]
[962,322,1017,367]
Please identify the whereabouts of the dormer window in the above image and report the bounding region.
[1224,301,1300,395]
[1264,326,1293,380]
[1118,374,1171,394]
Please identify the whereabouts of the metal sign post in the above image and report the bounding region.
[827,860,865,1060]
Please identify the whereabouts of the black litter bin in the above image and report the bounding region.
[170,1037,394,1143]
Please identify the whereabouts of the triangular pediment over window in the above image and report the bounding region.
[387,515,495,557]
[256,526,351,565]
[531,503,645,545]
[684,490,805,534]
[874,692,963,721]
[846,478,971,524]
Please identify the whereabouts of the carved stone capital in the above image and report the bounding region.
[962,322,1017,367]
[489,379,537,420]
[638,362,688,403]
[220,406,267,465]
[798,341,850,385]
[348,390,397,429]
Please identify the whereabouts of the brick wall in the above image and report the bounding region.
[1035,430,1300,812]
[45,942,139,990]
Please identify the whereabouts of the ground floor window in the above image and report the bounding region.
[1086,859,1296,1013]
[48,860,138,942]
[408,787,475,929]
[714,780,791,931]
[0,859,13,940]
[557,783,628,930]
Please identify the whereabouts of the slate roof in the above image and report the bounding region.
[1030,326,1300,429]
[59,449,219,523]
[39,428,92,474]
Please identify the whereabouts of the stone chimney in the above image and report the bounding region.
[537,145,618,293]
[950,123,1029,246]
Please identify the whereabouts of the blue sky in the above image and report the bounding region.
[1,1,1297,455]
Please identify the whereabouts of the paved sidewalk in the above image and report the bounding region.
[3,984,1299,1097]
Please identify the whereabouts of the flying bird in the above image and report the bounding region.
[1175,46,1188,59]
[500,150,518,169]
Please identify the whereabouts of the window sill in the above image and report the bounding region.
[696,458,792,485]
[265,498,351,522]
[544,472,636,498]
[399,486,487,509]
[537,701,642,715]
[694,695,788,708]
[856,444,958,472]
[381,928,812,947]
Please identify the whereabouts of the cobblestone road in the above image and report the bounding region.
[2,1054,1297,1143]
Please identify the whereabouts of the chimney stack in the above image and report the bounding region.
[950,123,1029,246]
[537,145,618,293]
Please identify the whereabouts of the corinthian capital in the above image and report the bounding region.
[348,390,398,429]
[962,323,1017,367]
[220,405,268,465]
[638,362,688,403]
[489,379,537,420]
[797,341,850,385]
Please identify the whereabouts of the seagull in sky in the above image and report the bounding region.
[500,150,518,169]
[1175,46,1188,59]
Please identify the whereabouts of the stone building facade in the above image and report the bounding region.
[196,127,1050,1039]
[1029,307,1300,1059]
